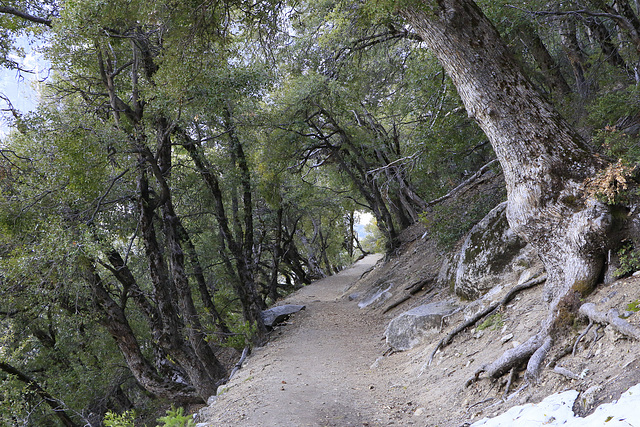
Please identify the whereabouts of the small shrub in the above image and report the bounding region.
[156,407,194,427]
[224,320,257,350]
[626,300,640,313]
[104,410,136,427]
[585,160,636,205]
[615,242,640,277]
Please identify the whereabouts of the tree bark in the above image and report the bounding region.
[138,168,224,399]
[400,0,612,378]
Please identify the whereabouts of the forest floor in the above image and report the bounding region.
[197,235,640,427]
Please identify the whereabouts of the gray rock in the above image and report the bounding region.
[357,283,393,309]
[261,304,306,327]
[385,301,458,351]
[348,292,361,301]
[441,202,541,300]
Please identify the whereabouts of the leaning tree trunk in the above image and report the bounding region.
[400,0,613,380]
[515,23,572,96]
[83,262,202,404]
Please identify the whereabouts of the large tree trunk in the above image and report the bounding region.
[138,168,224,399]
[83,262,202,404]
[400,0,613,379]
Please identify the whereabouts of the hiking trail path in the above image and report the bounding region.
[199,254,420,426]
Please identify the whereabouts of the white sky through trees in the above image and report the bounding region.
[0,36,45,137]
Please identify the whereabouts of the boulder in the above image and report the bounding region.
[441,202,541,300]
[261,304,306,327]
[385,301,458,351]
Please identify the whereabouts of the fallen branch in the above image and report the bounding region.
[426,159,499,207]
[405,277,434,294]
[426,274,546,367]
[383,281,434,314]
[579,303,640,340]
[383,295,411,314]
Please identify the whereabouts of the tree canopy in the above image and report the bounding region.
[2,0,640,424]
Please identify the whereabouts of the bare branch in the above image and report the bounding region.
[426,159,499,207]
[0,6,52,27]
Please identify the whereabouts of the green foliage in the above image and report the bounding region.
[104,410,136,427]
[224,320,258,350]
[156,407,195,427]
[626,300,640,313]
[361,220,387,253]
[3,0,640,420]
[587,86,640,162]
[420,188,506,249]
[616,242,640,277]
[0,374,30,426]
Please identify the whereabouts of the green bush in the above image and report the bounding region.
[224,320,257,350]
[104,410,136,427]
[156,407,194,427]
[616,242,640,277]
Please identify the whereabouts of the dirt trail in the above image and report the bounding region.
[198,255,417,426]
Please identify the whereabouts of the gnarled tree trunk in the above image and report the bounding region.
[400,0,614,379]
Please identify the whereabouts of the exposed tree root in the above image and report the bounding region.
[579,302,640,340]
[427,274,546,366]
[525,335,552,382]
[553,366,580,380]
[226,346,250,384]
[546,343,573,368]
[465,397,494,416]
[502,367,517,399]
[467,297,640,389]
[573,320,593,356]
[440,306,464,332]
[468,330,548,386]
